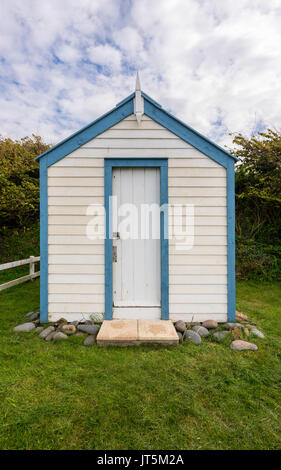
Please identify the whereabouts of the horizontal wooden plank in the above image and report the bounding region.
[170,304,227,314]
[48,206,104,216]
[48,167,104,177]
[48,225,105,236]
[170,206,227,216]
[169,158,220,168]
[54,157,104,167]
[169,235,227,248]
[48,265,104,274]
[168,168,226,177]
[169,177,226,188]
[170,294,227,304]
[169,255,227,265]
[48,215,104,225]
[169,245,227,255]
[170,284,227,294]
[48,244,104,255]
[170,265,227,275]
[49,254,104,265]
[48,303,105,313]
[48,187,104,197]
[0,271,40,291]
[83,138,193,149]
[170,313,227,322]
[169,236,227,246]
[48,235,104,245]
[169,187,226,197]
[169,216,227,226]
[0,256,40,271]
[48,177,104,187]
[48,196,104,206]
[48,284,104,294]
[48,274,104,284]
[49,293,104,303]
[170,226,227,236]
[99,129,179,139]
[111,120,164,130]
[113,308,161,320]
[68,147,205,157]
[168,197,226,206]
[170,275,227,284]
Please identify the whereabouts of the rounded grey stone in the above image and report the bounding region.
[174,320,186,333]
[53,332,68,341]
[77,324,100,335]
[45,331,56,342]
[224,322,243,330]
[177,331,183,343]
[192,325,210,337]
[213,331,230,341]
[35,326,44,332]
[230,340,258,351]
[39,326,55,339]
[14,322,35,332]
[184,330,202,345]
[250,328,265,339]
[83,335,97,346]
[29,312,39,322]
[24,311,34,318]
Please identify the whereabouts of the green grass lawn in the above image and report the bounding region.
[0,279,280,450]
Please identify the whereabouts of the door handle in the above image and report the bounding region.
[113,246,117,262]
[113,232,120,240]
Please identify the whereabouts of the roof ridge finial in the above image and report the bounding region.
[134,70,144,126]
[135,70,141,92]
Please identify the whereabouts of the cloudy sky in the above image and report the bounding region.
[1,0,281,147]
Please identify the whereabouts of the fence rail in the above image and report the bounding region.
[0,256,40,292]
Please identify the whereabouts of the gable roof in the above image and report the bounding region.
[36,92,237,168]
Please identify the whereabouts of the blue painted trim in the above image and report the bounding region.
[40,158,48,323]
[227,160,236,321]
[160,164,169,319]
[36,99,134,166]
[143,99,237,165]
[104,158,169,320]
[104,163,113,320]
[36,91,236,168]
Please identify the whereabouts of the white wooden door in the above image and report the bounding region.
[112,167,161,316]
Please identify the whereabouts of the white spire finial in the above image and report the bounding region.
[134,70,144,126]
[135,70,141,91]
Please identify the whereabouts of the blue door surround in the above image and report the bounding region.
[104,158,169,320]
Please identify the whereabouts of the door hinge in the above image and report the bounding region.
[113,246,117,262]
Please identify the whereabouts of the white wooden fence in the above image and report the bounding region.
[0,256,40,291]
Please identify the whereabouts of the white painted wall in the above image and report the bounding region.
[48,114,227,322]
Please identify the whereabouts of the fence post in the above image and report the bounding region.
[29,256,35,280]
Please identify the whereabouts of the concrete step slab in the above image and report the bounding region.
[97,319,179,346]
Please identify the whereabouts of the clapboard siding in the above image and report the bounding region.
[48,114,228,322]
[48,156,105,321]
[168,157,227,322]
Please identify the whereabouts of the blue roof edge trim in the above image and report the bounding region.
[143,94,237,162]
[35,96,135,162]
[35,91,237,165]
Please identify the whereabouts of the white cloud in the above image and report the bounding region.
[0,0,281,148]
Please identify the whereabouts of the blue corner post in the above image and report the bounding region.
[40,158,48,323]
[227,160,235,322]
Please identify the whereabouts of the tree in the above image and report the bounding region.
[0,135,50,231]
